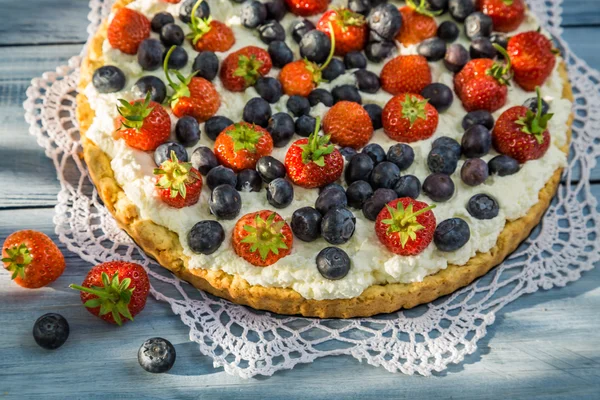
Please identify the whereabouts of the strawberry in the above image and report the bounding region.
[114,92,170,151]
[380,55,432,95]
[232,211,293,267]
[492,87,553,163]
[2,230,65,289]
[316,9,367,56]
[285,0,329,16]
[214,122,274,172]
[397,0,440,46]
[382,93,438,142]
[322,101,373,149]
[285,118,344,188]
[508,31,557,91]
[186,1,235,53]
[154,151,203,208]
[477,0,525,32]
[164,46,220,121]
[375,197,436,256]
[220,46,272,92]
[70,261,149,326]
[107,7,150,55]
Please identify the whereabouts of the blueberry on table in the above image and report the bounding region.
[443,43,469,73]
[243,97,272,128]
[292,206,322,242]
[387,143,414,170]
[209,184,242,220]
[344,51,367,69]
[155,142,189,166]
[160,23,184,47]
[267,113,295,147]
[268,40,294,68]
[33,313,69,350]
[434,218,470,252]
[365,41,396,63]
[175,116,200,147]
[437,20,459,42]
[421,82,453,112]
[461,158,489,186]
[291,18,315,44]
[316,188,348,215]
[345,152,374,184]
[267,178,294,208]
[332,85,362,104]
[295,115,317,137]
[363,104,383,130]
[255,77,283,104]
[348,0,371,16]
[467,193,499,220]
[362,188,397,220]
[151,12,174,33]
[422,173,455,202]
[464,12,493,40]
[417,38,447,62]
[308,89,334,107]
[92,65,126,93]
[367,4,402,41]
[204,116,233,141]
[316,247,351,280]
[370,161,400,189]
[340,146,358,161]
[448,0,474,22]
[256,156,286,183]
[138,39,165,71]
[192,51,219,81]
[393,175,421,199]
[188,220,225,254]
[321,207,356,245]
[138,338,176,374]
[462,110,494,130]
[470,37,496,59]
[206,165,237,190]
[346,180,373,209]
[287,95,311,117]
[265,0,287,21]
[321,59,346,82]
[428,146,459,175]
[299,30,331,64]
[191,146,218,175]
[180,0,210,23]
[355,69,381,93]
[432,136,461,158]
[362,143,386,164]
[523,96,550,115]
[461,124,492,158]
[241,1,267,29]
[236,169,263,192]
[164,46,188,70]
[488,155,520,176]
[258,20,286,44]
[134,76,167,104]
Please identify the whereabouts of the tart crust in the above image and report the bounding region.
[76,0,573,318]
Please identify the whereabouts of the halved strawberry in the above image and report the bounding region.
[154,151,203,208]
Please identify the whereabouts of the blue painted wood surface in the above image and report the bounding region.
[1,1,600,398]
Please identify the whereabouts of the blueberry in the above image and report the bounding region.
[160,23,184,47]
[315,188,347,215]
[209,184,242,219]
[192,51,219,81]
[437,20,459,42]
[151,12,174,33]
[368,4,402,41]
[346,180,373,208]
[321,59,346,82]
[291,18,315,43]
[175,116,200,147]
[427,0,449,13]
[255,77,283,104]
[488,155,520,176]
[444,43,469,72]
[164,46,188,70]
[243,97,272,128]
[362,143,386,164]
[470,37,496,59]
[345,152,374,184]
[434,218,470,251]
[308,89,334,107]
[300,30,332,63]
[33,313,69,350]
[256,156,286,183]
[179,0,210,23]
[206,166,237,190]
[461,125,492,158]
[295,115,317,137]
[267,113,295,147]
[461,158,489,186]
[138,338,176,374]
[421,82,453,112]
[236,169,263,192]
[191,146,218,175]
[386,143,414,170]
[291,207,322,242]
[354,69,381,93]
[364,104,383,130]
[490,32,509,53]
[417,37,447,62]
[155,142,189,166]
[448,0,474,22]
[265,0,287,21]
[316,247,351,280]
[428,145,459,174]
[321,207,356,245]
[92,65,126,93]
[348,0,371,16]
[393,175,421,198]
[340,147,358,161]
[267,178,294,208]
[344,51,368,69]
[287,95,310,117]
[467,193,499,220]
[432,136,461,158]
[320,183,345,195]
[365,41,396,63]
[362,188,397,220]
[241,1,267,29]
[134,76,167,103]
[188,220,225,254]
[258,20,285,44]
[332,85,362,104]
[462,110,494,130]
[523,96,550,115]
[370,161,400,189]
[422,173,455,202]
[268,40,293,68]
[465,12,493,39]
[204,116,233,141]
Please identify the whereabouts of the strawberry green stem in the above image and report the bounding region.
[299,117,335,166]
[487,44,513,85]
[382,202,436,248]
[515,86,554,144]
[1,243,32,280]
[407,0,443,17]
[319,22,336,71]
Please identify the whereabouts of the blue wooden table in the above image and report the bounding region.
[1,1,600,398]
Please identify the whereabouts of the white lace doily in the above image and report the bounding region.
[23,0,600,378]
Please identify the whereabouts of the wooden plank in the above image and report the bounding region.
[561,0,600,27]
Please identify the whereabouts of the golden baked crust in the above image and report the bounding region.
[77,0,573,318]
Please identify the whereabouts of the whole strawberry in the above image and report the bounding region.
[220,46,272,92]
[107,7,150,55]
[380,55,432,95]
[397,0,440,45]
[492,87,553,163]
[214,122,274,171]
[154,151,203,208]
[508,31,557,91]
[114,92,170,151]
[164,46,220,121]
[382,93,438,142]
[232,211,293,267]
[375,197,436,256]
[316,9,367,56]
[187,4,235,53]
[477,0,525,32]
[322,101,373,149]
[285,0,328,16]
[285,119,344,188]
[70,261,150,326]
[2,230,65,288]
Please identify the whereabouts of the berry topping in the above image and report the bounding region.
[367,4,402,41]
[154,151,203,208]
[204,115,233,141]
[345,152,374,184]
[362,188,397,220]
[477,0,525,33]
[317,8,368,56]
[209,184,242,219]
[33,313,69,350]
[180,0,210,23]
[428,145,459,174]
[316,187,348,215]
[461,158,489,186]
[381,55,431,95]
[267,178,294,208]
[508,31,557,91]
[346,180,374,209]
[220,46,272,92]
[206,165,237,190]
[192,51,219,81]
[488,154,520,176]
[432,136,462,158]
[364,103,383,130]
[255,77,283,104]
[382,93,439,142]
[417,37,447,62]
[291,18,316,43]
[292,206,323,242]
[421,82,453,112]
[257,155,287,183]
[393,175,421,199]
[138,338,176,374]
[241,1,267,28]
[467,193,500,220]
[267,112,295,147]
[443,43,469,72]
[243,97,272,128]
[160,23,184,47]
[470,37,496,59]
[155,141,188,166]
[258,20,286,44]
[448,0,475,22]
[322,59,347,82]
[188,220,225,254]
[309,89,334,107]
[462,110,495,130]
[296,115,318,137]
[175,115,200,147]
[215,122,273,171]
[107,8,151,55]
[437,20,459,42]
[287,95,311,117]
[387,143,415,170]
[434,218,470,251]
[397,0,441,46]
[115,93,171,151]
[268,40,294,68]
[362,143,386,164]
[344,51,367,69]
[422,173,455,202]
[316,247,351,280]
[321,207,356,245]
[236,169,263,192]
[134,76,167,103]
[191,146,219,175]
[300,29,332,64]
[285,0,329,16]
[355,69,381,93]
[151,12,175,33]
[323,101,373,148]
[464,11,493,39]
[93,65,126,93]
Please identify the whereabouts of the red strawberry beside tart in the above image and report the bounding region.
[75,0,573,317]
